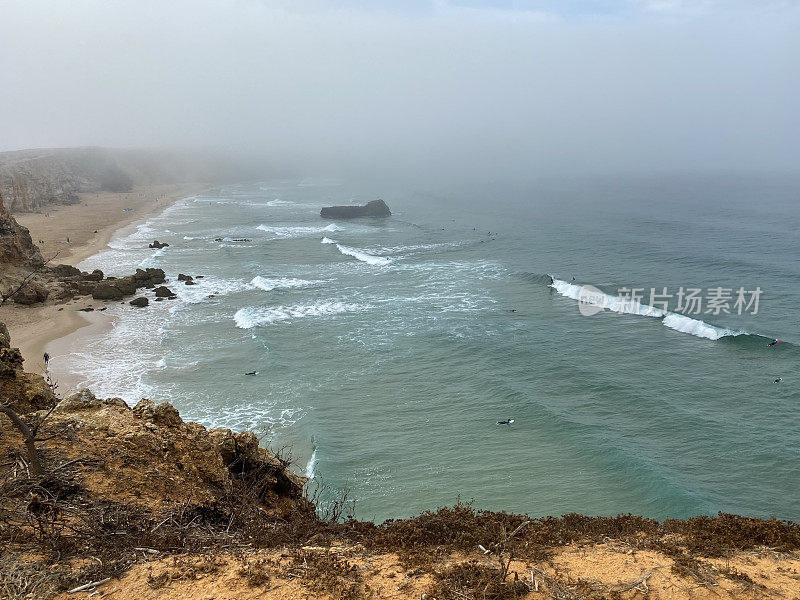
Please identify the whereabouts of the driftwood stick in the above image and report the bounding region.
[68,577,111,593]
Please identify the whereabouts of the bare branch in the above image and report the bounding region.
[0,251,60,306]
[0,403,44,477]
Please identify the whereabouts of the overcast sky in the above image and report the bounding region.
[1,0,798,179]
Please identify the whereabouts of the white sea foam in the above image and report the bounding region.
[335,244,392,266]
[174,277,252,303]
[305,447,317,480]
[256,223,342,237]
[661,313,739,340]
[234,301,367,329]
[183,235,196,240]
[361,242,461,256]
[321,237,337,244]
[267,199,294,206]
[249,276,323,292]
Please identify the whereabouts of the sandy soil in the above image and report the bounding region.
[0,183,204,375]
[52,545,800,600]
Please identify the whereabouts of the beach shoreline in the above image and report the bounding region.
[0,183,206,377]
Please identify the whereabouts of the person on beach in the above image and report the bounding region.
[43,352,49,367]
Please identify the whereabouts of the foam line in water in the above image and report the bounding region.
[256,223,342,237]
[321,237,337,244]
[335,244,392,266]
[249,276,323,292]
[234,301,368,328]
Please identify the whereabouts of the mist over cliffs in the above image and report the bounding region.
[0,147,267,213]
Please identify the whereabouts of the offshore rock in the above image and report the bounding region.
[320,199,391,219]
[154,285,175,298]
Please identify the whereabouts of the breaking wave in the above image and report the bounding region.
[549,277,750,341]
[661,313,739,341]
[551,278,667,318]
[335,244,392,266]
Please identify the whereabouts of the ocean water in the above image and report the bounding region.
[53,174,800,522]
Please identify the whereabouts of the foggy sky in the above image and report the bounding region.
[1,0,799,180]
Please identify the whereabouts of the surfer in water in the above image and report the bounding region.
[768,339,781,347]
[774,377,782,383]
[497,418,515,425]
[245,371,258,376]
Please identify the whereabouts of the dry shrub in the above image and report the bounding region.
[0,556,61,600]
[145,554,226,589]
[429,563,530,600]
[670,555,717,587]
[286,550,367,600]
[237,556,275,587]
[664,513,800,556]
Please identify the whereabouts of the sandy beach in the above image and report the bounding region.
[0,183,204,377]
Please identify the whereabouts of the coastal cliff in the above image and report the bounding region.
[0,147,264,214]
[0,190,43,267]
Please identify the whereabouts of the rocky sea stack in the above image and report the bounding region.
[320,199,391,219]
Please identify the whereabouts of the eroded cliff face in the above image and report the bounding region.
[0,189,44,267]
[0,148,135,212]
[0,321,56,413]
[0,146,259,214]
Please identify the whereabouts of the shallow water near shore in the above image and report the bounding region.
[51,174,800,522]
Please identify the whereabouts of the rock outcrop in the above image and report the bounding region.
[0,189,44,267]
[0,321,57,413]
[39,393,309,508]
[154,285,176,298]
[320,199,391,219]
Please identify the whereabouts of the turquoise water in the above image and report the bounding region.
[58,174,800,522]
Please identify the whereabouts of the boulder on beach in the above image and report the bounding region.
[90,281,124,301]
[320,199,391,219]
[9,278,50,305]
[129,296,149,307]
[51,264,82,278]
[84,269,105,281]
